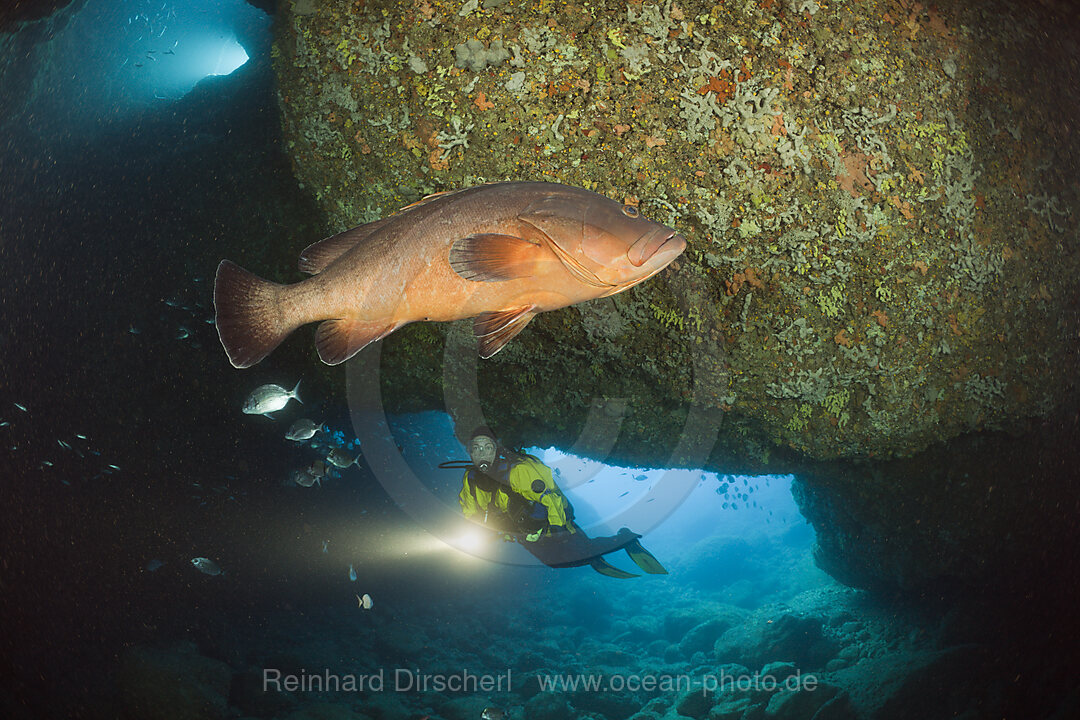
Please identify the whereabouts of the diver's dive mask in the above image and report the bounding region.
[469,435,497,473]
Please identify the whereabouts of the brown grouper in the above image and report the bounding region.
[214,182,686,367]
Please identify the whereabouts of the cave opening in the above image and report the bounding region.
[386,410,830,602]
[8,0,270,132]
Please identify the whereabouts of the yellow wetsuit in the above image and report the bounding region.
[459,454,572,534]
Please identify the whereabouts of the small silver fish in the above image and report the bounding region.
[348,564,357,582]
[14,402,27,412]
[285,418,323,441]
[326,448,357,469]
[357,592,373,610]
[290,468,320,488]
[481,709,505,720]
[191,557,224,576]
[242,380,302,416]
[176,326,191,340]
[322,540,330,554]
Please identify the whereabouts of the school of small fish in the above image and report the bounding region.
[2,401,128,485]
[128,278,217,348]
[715,474,773,516]
[231,380,378,605]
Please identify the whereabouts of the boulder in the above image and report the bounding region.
[674,687,712,720]
[575,689,643,720]
[588,643,639,667]
[762,683,842,720]
[825,644,985,719]
[714,614,838,672]
[679,610,750,658]
[665,608,711,643]
[758,663,798,685]
[708,696,754,720]
[523,691,572,720]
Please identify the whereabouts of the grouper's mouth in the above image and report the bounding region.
[599,231,686,298]
[627,229,686,267]
[655,232,688,260]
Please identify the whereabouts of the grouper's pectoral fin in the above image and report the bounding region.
[473,306,536,358]
[315,318,399,365]
[449,234,545,282]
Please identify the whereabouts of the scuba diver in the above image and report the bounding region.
[450,426,667,578]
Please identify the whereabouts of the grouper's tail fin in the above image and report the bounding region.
[214,259,293,369]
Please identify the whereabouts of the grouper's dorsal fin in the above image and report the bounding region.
[397,189,461,212]
[299,186,506,275]
[449,234,544,282]
[399,182,509,213]
[298,220,391,274]
[299,191,466,275]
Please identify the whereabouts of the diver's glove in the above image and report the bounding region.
[501,533,515,543]
[525,530,543,542]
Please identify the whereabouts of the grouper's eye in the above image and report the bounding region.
[621,204,639,218]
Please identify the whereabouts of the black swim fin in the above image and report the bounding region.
[589,557,639,579]
[625,539,668,574]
